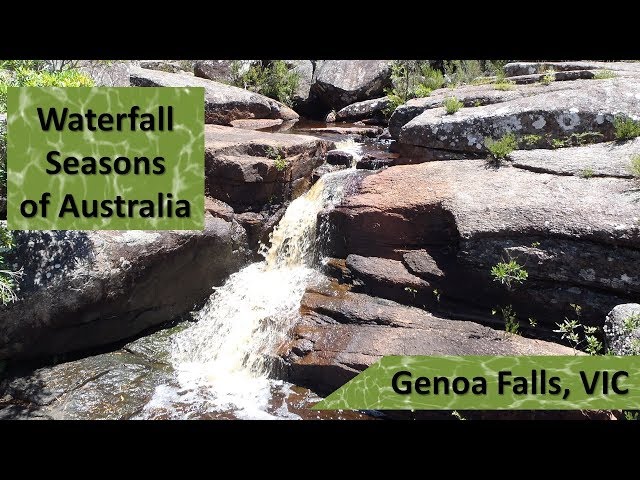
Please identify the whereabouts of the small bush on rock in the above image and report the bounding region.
[486,132,518,161]
[593,69,616,80]
[614,115,640,141]
[443,96,463,114]
[630,154,640,178]
[491,259,528,288]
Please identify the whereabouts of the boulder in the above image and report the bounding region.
[323,160,640,329]
[193,60,249,82]
[78,61,130,87]
[129,66,298,125]
[505,70,595,84]
[326,149,353,166]
[287,60,317,116]
[0,214,250,360]
[604,303,640,355]
[282,286,575,396]
[504,61,640,78]
[388,84,536,139]
[335,97,392,124]
[229,118,284,130]
[510,139,640,178]
[138,60,185,74]
[356,154,395,170]
[398,78,640,153]
[205,125,334,212]
[311,60,392,111]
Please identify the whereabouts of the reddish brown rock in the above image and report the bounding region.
[283,287,575,396]
[205,125,334,211]
[323,160,640,328]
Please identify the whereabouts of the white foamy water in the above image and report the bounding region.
[139,169,356,419]
[334,139,364,167]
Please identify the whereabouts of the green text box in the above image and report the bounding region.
[7,87,204,230]
[314,356,640,410]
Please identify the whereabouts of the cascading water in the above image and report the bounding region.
[140,158,361,419]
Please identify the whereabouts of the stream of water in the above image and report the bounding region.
[139,145,362,419]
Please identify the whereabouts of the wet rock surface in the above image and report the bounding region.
[205,125,333,212]
[0,215,250,360]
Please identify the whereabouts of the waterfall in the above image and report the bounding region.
[146,169,357,419]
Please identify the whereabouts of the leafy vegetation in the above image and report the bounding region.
[554,304,603,355]
[485,132,518,161]
[492,305,520,334]
[540,69,556,85]
[593,69,616,80]
[432,289,441,302]
[491,259,528,288]
[444,60,509,86]
[443,96,463,114]
[231,60,299,107]
[580,168,595,179]
[623,313,640,333]
[383,61,445,115]
[522,134,542,147]
[493,80,515,91]
[404,286,417,299]
[0,225,19,305]
[629,154,640,178]
[266,146,288,171]
[0,60,94,114]
[613,115,640,141]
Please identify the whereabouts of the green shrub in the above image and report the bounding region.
[444,60,484,86]
[231,60,299,107]
[580,168,595,179]
[383,61,444,115]
[485,132,518,160]
[614,115,640,140]
[629,154,640,178]
[540,69,556,85]
[492,305,520,335]
[0,225,19,305]
[420,65,445,90]
[593,69,616,80]
[491,259,528,288]
[0,62,94,113]
[522,134,542,146]
[266,146,288,171]
[623,313,640,333]
[274,157,288,172]
[493,80,515,91]
[413,84,432,99]
[443,96,463,114]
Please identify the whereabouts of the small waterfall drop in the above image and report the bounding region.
[157,168,357,418]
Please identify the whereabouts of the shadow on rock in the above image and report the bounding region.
[7,231,95,294]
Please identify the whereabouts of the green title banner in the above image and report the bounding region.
[7,87,204,230]
[314,356,640,410]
